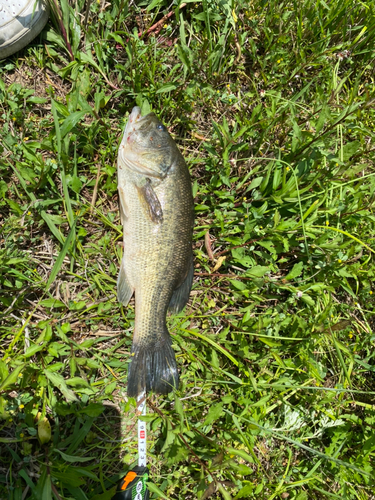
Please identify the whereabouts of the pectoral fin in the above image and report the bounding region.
[137,178,163,224]
[117,256,134,305]
[169,256,194,313]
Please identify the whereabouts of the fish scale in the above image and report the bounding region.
[117,107,194,397]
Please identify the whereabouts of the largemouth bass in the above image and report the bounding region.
[117,107,194,397]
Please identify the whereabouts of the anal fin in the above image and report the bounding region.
[169,256,194,313]
[117,256,134,305]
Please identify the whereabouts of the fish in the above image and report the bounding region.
[117,107,194,398]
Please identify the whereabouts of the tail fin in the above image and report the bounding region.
[127,336,179,397]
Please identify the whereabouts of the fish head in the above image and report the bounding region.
[118,107,177,179]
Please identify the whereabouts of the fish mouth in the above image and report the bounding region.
[123,107,155,142]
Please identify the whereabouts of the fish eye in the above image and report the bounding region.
[157,124,165,131]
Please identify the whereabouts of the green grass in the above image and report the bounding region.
[1,0,375,498]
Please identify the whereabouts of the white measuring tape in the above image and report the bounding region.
[113,392,149,499]
[137,390,147,467]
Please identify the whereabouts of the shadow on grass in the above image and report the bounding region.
[1,401,139,500]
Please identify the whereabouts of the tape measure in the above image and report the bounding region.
[112,392,150,500]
